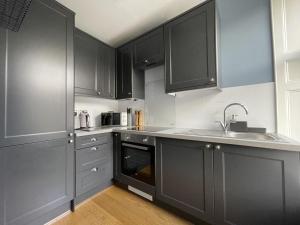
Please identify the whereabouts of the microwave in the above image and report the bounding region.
[101,112,127,126]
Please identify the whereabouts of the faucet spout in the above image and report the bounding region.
[220,103,249,133]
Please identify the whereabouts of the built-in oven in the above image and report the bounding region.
[121,142,155,186]
[114,132,156,201]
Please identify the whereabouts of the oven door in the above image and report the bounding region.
[121,142,155,186]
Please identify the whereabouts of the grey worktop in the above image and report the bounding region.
[75,127,300,152]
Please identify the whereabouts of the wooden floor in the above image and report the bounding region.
[52,186,194,225]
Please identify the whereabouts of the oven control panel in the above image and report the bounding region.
[120,133,155,146]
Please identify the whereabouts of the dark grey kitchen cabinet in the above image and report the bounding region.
[133,27,164,69]
[0,0,74,147]
[214,144,300,225]
[0,139,74,225]
[156,138,214,224]
[116,43,145,99]
[75,29,116,99]
[97,44,115,99]
[74,29,98,96]
[75,133,113,203]
[164,0,217,93]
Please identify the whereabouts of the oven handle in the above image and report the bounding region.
[121,143,151,151]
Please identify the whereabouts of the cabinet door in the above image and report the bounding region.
[1,139,74,225]
[214,145,300,225]
[165,0,216,93]
[133,27,164,69]
[97,43,115,99]
[75,29,98,96]
[0,0,74,147]
[0,150,4,225]
[116,44,132,99]
[156,138,214,223]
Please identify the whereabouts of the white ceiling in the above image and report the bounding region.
[56,0,206,47]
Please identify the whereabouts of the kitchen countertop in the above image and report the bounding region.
[75,126,300,152]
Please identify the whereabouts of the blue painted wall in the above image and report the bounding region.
[216,0,274,88]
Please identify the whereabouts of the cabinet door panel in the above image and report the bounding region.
[116,45,132,99]
[75,29,98,96]
[97,44,115,99]
[2,139,74,225]
[156,138,213,223]
[0,150,4,225]
[0,0,74,147]
[165,0,216,92]
[134,27,164,68]
[214,145,300,225]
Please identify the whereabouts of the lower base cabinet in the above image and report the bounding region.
[75,134,113,203]
[214,144,300,225]
[0,139,74,225]
[156,138,300,225]
[156,138,214,224]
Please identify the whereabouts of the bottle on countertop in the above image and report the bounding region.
[127,108,132,126]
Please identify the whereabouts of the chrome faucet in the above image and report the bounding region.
[218,103,249,133]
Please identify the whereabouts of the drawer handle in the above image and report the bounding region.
[91,138,97,142]
[91,147,98,151]
[91,167,98,172]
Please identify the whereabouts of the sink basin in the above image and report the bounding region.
[161,129,284,142]
[225,132,279,141]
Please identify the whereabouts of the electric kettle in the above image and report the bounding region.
[79,110,90,128]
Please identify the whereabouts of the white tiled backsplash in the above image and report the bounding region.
[75,66,276,132]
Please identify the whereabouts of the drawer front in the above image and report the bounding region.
[76,133,112,149]
[76,143,112,172]
[76,162,113,196]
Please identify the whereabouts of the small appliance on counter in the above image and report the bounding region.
[79,110,90,129]
[101,112,127,126]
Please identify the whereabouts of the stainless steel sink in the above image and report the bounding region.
[225,132,279,141]
[161,129,284,142]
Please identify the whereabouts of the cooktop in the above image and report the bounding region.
[125,126,170,132]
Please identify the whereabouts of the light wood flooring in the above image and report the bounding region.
[52,186,194,225]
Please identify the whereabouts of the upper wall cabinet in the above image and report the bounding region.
[116,43,145,99]
[75,29,115,99]
[133,27,164,69]
[75,29,98,96]
[165,0,217,93]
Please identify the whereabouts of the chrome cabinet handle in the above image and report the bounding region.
[144,59,149,64]
[97,90,101,95]
[142,138,148,143]
[128,92,132,95]
[124,156,131,160]
[91,138,97,142]
[209,77,215,82]
[215,145,221,150]
[68,139,73,144]
[68,133,73,137]
[205,144,212,149]
[91,147,97,151]
[90,167,98,172]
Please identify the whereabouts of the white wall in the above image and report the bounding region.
[174,82,276,132]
